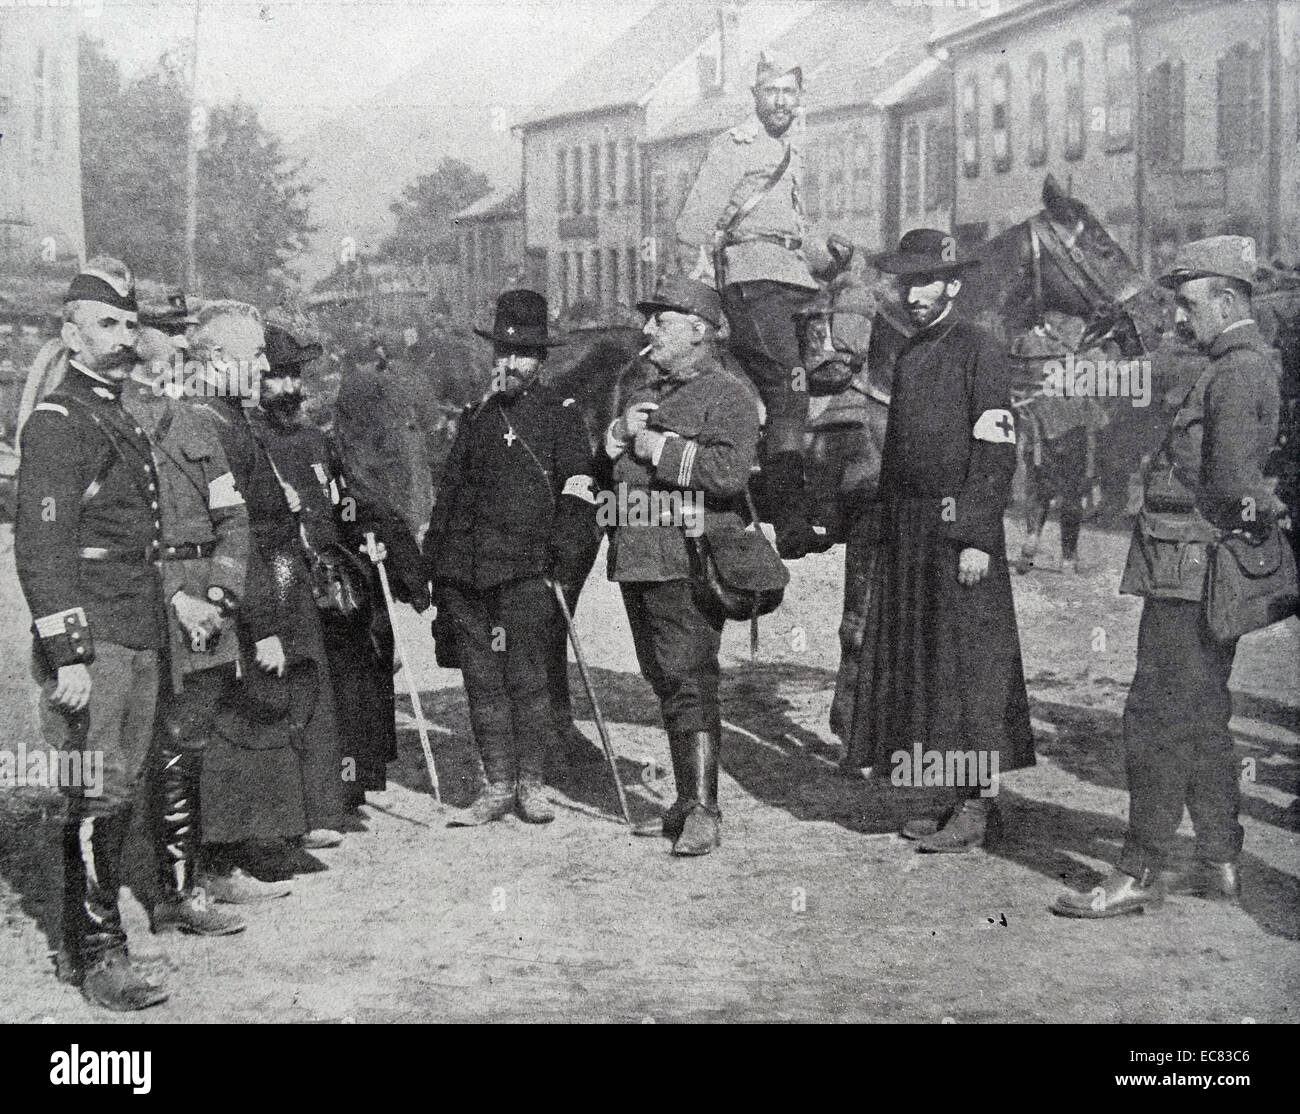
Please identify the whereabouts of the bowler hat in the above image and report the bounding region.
[1157,235,1257,291]
[473,289,565,348]
[871,228,980,277]
[138,289,197,331]
[637,273,724,327]
[265,324,324,373]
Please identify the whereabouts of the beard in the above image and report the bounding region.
[906,298,951,329]
[262,392,304,423]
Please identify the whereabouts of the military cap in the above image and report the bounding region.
[637,273,724,327]
[1157,235,1257,291]
[872,227,980,277]
[755,49,802,89]
[65,262,137,312]
[138,289,197,331]
[265,323,324,373]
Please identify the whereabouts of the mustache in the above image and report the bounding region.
[100,347,139,369]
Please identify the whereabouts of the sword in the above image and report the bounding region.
[365,531,440,802]
[550,579,632,826]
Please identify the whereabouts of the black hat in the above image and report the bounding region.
[871,228,980,277]
[216,658,320,741]
[636,273,724,327]
[139,290,197,331]
[473,289,565,348]
[265,324,324,374]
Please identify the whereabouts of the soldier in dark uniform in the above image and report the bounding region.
[15,259,169,1009]
[186,301,344,897]
[605,275,763,856]
[674,51,842,560]
[845,230,1036,852]
[1055,236,1287,918]
[424,290,597,826]
[123,291,248,935]
[252,325,427,812]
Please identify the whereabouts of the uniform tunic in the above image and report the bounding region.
[846,315,1035,778]
[251,411,424,804]
[15,366,165,815]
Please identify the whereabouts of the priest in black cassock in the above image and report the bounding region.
[845,229,1034,852]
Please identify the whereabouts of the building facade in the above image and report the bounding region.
[450,188,526,324]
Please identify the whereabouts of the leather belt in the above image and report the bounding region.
[79,542,215,562]
[726,231,803,251]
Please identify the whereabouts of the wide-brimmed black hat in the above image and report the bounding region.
[473,289,565,348]
[215,658,320,751]
[265,324,324,374]
[636,273,724,327]
[872,228,980,277]
[139,290,197,331]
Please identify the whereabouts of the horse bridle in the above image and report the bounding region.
[1027,213,1144,329]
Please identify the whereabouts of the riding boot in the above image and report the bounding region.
[517,698,556,824]
[633,731,694,838]
[61,810,169,1011]
[673,730,722,857]
[452,700,516,826]
[764,451,827,560]
[151,744,245,936]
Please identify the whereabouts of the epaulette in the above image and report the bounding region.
[726,120,758,144]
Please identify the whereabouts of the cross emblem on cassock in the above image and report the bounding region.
[503,429,517,447]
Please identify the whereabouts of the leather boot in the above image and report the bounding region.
[62,812,169,1011]
[1165,859,1242,904]
[1051,867,1166,918]
[673,730,722,857]
[916,796,1000,853]
[633,731,694,838]
[151,744,245,937]
[451,701,517,827]
[517,707,556,824]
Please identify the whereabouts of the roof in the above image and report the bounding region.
[933,0,1088,52]
[872,54,952,111]
[453,187,522,224]
[647,0,932,145]
[521,0,721,128]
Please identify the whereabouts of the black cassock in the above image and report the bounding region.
[845,315,1035,776]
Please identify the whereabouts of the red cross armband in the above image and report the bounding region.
[33,607,95,670]
[973,409,1016,444]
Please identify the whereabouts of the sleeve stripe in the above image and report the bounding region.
[33,402,69,417]
[678,440,698,487]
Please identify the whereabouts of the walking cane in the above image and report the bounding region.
[551,580,633,826]
[365,532,441,802]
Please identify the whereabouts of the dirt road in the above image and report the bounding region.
[1,521,1297,1023]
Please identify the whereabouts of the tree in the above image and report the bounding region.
[379,158,490,265]
[78,35,314,299]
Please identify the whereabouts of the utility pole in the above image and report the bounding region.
[183,0,201,293]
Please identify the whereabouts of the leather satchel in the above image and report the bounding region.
[685,492,789,622]
[1204,524,1299,642]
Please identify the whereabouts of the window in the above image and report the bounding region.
[625,143,638,205]
[572,146,584,214]
[606,141,619,208]
[851,134,873,214]
[904,123,921,217]
[1027,53,1047,166]
[1217,42,1264,162]
[1104,33,1133,152]
[607,247,621,304]
[991,63,1011,173]
[591,249,602,306]
[556,149,568,212]
[574,251,586,301]
[804,139,822,218]
[1063,42,1086,161]
[589,144,601,210]
[33,47,45,146]
[651,170,667,228]
[560,253,570,312]
[925,121,953,211]
[826,142,847,217]
[627,244,640,303]
[960,75,980,178]
[677,170,695,222]
[1145,58,1185,168]
[48,56,62,152]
